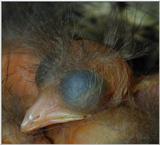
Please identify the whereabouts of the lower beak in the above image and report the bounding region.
[21,94,86,133]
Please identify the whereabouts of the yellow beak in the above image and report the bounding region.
[21,91,87,133]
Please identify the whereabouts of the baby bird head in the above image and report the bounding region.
[21,40,133,132]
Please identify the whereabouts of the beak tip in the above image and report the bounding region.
[20,113,34,133]
[20,120,29,132]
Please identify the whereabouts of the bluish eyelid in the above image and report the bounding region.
[60,70,105,112]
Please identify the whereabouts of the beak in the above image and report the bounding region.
[21,90,87,133]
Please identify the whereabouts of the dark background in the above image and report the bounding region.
[2,2,159,76]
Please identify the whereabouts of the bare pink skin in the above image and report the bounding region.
[2,40,159,143]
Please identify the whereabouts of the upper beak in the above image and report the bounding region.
[21,90,87,133]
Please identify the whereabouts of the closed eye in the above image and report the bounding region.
[60,70,106,113]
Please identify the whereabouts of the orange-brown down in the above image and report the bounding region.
[2,40,159,144]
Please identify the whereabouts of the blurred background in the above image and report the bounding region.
[3,2,159,76]
[75,2,159,76]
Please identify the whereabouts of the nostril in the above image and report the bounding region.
[32,115,40,122]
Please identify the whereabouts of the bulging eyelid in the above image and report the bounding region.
[59,70,106,112]
[34,40,132,115]
[35,39,133,108]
